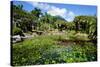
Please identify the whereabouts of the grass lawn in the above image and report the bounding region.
[12,31,97,66]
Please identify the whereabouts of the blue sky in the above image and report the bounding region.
[12,1,97,21]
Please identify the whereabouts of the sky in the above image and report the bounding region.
[12,1,97,22]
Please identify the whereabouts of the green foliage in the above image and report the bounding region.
[12,4,34,32]
[12,27,23,36]
[12,35,97,66]
[54,20,66,31]
[12,3,97,66]
[74,16,89,32]
[88,17,97,41]
[65,22,75,31]
[31,8,42,18]
[39,23,51,31]
[73,16,97,42]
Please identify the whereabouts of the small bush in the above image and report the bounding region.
[13,27,24,36]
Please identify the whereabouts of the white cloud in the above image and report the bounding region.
[47,6,67,16]
[28,2,75,21]
[29,2,51,11]
[65,11,75,21]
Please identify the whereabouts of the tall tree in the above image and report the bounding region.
[31,8,42,30]
[12,4,34,32]
[73,16,97,42]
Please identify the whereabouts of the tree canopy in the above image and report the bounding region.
[12,4,97,42]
